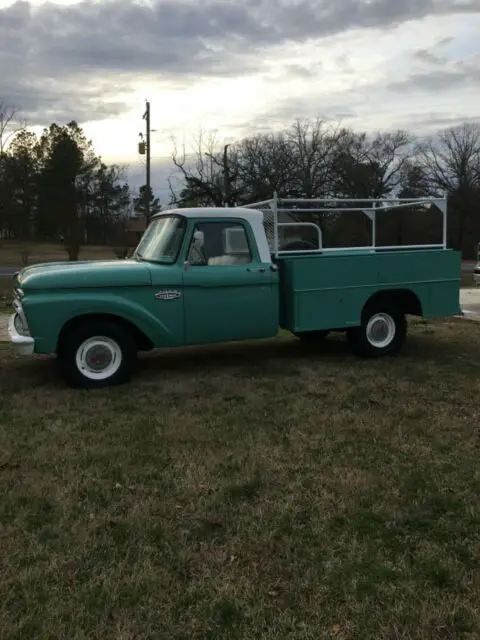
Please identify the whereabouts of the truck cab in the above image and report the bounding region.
[7,196,461,389]
[134,208,280,346]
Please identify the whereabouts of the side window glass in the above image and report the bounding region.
[187,222,252,266]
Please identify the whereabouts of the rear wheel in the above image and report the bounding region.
[57,320,137,389]
[348,301,406,358]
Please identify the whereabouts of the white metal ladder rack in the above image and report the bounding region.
[239,193,448,258]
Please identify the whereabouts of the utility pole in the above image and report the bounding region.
[139,100,151,223]
[143,100,151,223]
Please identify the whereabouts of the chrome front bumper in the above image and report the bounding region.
[7,313,35,355]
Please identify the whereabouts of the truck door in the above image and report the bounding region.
[182,219,278,345]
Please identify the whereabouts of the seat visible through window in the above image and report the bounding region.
[207,254,251,265]
[188,221,253,266]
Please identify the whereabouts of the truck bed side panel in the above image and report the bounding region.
[278,249,461,333]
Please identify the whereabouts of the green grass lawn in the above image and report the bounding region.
[0,318,479,639]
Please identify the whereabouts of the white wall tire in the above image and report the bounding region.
[75,336,123,381]
[348,301,406,358]
[58,320,137,389]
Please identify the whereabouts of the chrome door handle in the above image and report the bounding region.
[246,267,266,273]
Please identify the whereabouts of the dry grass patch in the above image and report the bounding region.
[0,241,115,267]
[0,319,479,639]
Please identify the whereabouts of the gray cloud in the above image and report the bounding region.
[412,34,456,66]
[406,113,480,130]
[387,54,480,92]
[8,79,133,127]
[283,63,321,78]
[253,96,359,126]
[413,48,448,65]
[1,0,479,124]
[436,35,455,46]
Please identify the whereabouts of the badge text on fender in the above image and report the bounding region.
[154,290,182,301]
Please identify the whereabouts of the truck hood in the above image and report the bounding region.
[16,259,153,290]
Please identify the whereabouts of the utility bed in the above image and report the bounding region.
[241,193,461,333]
[277,248,460,333]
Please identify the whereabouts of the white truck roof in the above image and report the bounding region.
[156,207,263,223]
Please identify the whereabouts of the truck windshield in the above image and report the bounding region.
[134,215,187,264]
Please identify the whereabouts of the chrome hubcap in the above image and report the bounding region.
[76,336,122,380]
[85,344,113,372]
[366,313,396,348]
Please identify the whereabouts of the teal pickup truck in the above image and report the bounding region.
[7,195,461,388]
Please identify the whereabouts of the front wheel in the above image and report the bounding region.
[347,302,406,358]
[57,320,137,389]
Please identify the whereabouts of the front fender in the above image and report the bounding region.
[22,290,183,354]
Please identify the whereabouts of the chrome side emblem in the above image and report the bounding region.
[154,289,182,301]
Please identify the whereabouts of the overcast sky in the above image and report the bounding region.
[1,0,479,201]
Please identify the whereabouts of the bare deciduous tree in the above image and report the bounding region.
[0,99,24,154]
[418,123,480,254]
[332,129,413,198]
[236,131,294,203]
[169,117,480,255]
[286,118,341,197]
[418,123,480,193]
[169,131,227,207]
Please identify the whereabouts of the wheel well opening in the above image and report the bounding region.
[57,313,154,353]
[365,289,422,316]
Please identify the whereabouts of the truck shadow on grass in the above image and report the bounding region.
[136,319,480,379]
[139,335,350,377]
